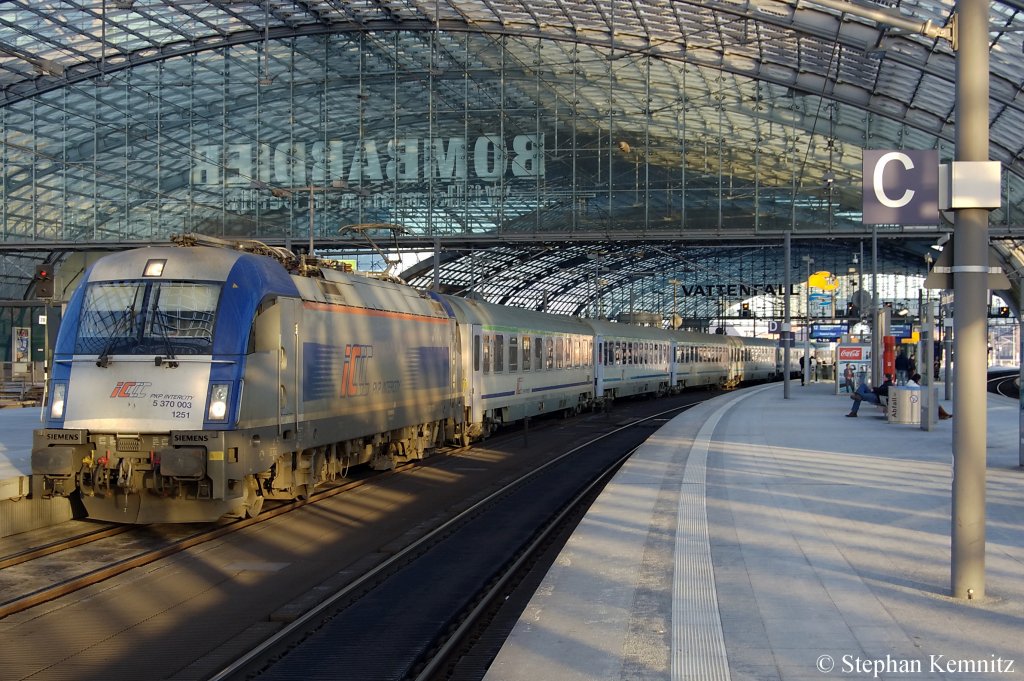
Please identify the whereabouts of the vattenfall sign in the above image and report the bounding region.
[862,149,939,225]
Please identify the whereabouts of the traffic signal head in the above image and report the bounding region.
[35,263,54,298]
[998,306,1010,318]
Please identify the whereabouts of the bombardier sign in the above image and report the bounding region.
[862,149,939,225]
[192,134,546,186]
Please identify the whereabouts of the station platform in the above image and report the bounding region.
[0,407,71,537]
[485,382,1024,681]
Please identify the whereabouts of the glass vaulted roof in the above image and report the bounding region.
[0,0,1023,317]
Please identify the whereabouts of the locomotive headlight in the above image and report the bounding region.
[49,382,66,419]
[207,383,230,421]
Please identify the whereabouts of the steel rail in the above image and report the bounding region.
[207,402,697,681]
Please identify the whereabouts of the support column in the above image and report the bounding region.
[951,0,989,600]
[783,233,791,399]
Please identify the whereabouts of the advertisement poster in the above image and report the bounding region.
[12,326,29,374]
[837,344,872,391]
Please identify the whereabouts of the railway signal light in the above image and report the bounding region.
[740,303,752,318]
[997,306,1010,318]
[35,264,54,298]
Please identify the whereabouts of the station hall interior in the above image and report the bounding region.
[1,0,1024,372]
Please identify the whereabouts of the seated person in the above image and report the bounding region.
[846,376,895,417]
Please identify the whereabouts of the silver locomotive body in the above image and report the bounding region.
[33,241,460,522]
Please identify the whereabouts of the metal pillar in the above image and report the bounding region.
[432,238,441,292]
[920,298,935,432]
[870,227,881,386]
[803,255,813,386]
[784,233,791,399]
[951,0,989,600]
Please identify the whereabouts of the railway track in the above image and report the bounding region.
[207,401,701,681]
[0,462,433,619]
[987,367,1020,400]
[0,388,724,681]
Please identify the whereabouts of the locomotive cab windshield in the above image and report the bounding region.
[79,279,220,362]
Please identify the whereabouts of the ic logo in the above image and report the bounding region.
[340,344,372,397]
[110,381,152,399]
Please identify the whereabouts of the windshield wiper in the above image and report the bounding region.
[96,287,141,368]
[151,291,179,368]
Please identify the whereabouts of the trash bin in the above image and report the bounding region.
[888,386,921,424]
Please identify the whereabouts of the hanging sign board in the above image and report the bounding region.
[862,149,939,225]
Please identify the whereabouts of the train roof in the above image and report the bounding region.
[86,246,245,283]
[585,318,673,341]
[439,294,593,335]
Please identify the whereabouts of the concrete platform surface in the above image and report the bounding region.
[0,407,41,497]
[485,382,1024,681]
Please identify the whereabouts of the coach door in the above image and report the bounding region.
[470,324,484,419]
[668,340,678,388]
[448,318,462,420]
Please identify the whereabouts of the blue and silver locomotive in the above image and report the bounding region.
[32,235,795,523]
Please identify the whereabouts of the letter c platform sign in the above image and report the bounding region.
[862,149,938,225]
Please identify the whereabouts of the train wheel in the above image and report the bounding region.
[242,476,264,519]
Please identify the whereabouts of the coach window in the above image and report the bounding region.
[535,336,543,369]
[520,336,529,371]
[556,337,564,369]
[509,335,519,372]
[545,337,554,369]
[482,334,491,373]
[474,335,481,371]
